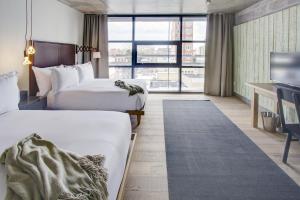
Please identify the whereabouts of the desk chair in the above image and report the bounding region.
[277,87,300,163]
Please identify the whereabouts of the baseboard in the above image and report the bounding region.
[234,92,251,105]
[234,92,271,112]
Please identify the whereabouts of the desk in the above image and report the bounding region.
[246,83,295,128]
[246,83,277,128]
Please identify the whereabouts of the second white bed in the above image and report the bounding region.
[0,110,132,200]
[47,79,148,112]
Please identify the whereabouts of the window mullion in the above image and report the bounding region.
[179,16,183,92]
[132,16,135,79]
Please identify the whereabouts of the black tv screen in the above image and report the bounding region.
[270,52,300,87]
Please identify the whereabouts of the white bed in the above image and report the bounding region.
[47,79,148,112]
[0,110,132,200]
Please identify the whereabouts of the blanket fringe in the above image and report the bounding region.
[58,155,108,200]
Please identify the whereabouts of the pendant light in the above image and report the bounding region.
[23,55,31,65]
[26,0,35,55]
[26,43,36,55]
[23,0,32,65]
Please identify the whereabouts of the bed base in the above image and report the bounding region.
[116,133,137,200]
[127,110,145,128]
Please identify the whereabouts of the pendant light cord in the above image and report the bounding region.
[30,0,33,44]
[24,0,28,50]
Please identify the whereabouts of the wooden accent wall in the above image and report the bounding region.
[235,0,300,25]
[234,4,300,122]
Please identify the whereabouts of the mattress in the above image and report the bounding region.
[47,79,148,112]
[0,110,132,200]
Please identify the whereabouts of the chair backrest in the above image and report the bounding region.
[293,92,300,126]
[277,88,287,129]
[277,85,300,130]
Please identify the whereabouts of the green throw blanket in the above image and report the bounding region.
[0,134,108,200]
[115,80,144,96]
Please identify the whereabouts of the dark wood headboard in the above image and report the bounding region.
[29,41,76,96]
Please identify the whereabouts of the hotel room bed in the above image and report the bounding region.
[0,110,132,200]
[29,41,147,126]
[47,79,148,111]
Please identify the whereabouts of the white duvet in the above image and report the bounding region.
[0,110,132,200]
[47,79,148,111]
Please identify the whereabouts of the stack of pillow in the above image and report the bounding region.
[32,62,94,97]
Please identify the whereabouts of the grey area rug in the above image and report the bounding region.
[163,100,300,200]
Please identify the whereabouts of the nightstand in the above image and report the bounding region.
[19,96,47,110]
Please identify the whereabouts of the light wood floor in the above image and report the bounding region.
[124,94,300,200]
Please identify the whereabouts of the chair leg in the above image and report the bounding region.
[283,133,292,164]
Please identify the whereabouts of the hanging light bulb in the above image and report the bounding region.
[23,0,32,65]
[23,50,32,65]
[26,43,36,55]
[26,0,36,55]
[23,56,32,65]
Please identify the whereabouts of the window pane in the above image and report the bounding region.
[135,17,180,41]
[108,17,132,41]
[182,43,205,66]
[182,17,207,41]
[137,45,177,64]
[109,43,132,66]
[181,68,204,92]
[109,67,132,79]
[134,68,179,91]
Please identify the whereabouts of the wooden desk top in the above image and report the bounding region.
[246,82,277,97]
[246,82,295,108]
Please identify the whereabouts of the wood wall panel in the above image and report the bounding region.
[234,5,300,121]
[297,6,300,51]
[235,0,300,25]
[289,7,297,52]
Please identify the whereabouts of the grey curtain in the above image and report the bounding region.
[204,14,234,97]
[82,14,109,78]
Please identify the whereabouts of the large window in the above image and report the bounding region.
[108,16,207,92]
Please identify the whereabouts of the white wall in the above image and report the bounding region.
[0,0,84,90]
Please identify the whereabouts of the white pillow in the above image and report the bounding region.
[0,71,20,114]
[75,62,94,83]
[51,67,79,93]
[32,65,63,96]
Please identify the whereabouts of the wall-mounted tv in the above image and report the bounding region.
[270,52,300,87]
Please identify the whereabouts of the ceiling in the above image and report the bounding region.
[58,0,261,14]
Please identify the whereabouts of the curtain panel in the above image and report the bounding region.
[82,14,109,78]
[204,14,234,97]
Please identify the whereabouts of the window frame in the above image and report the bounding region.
[108,15,207,93]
